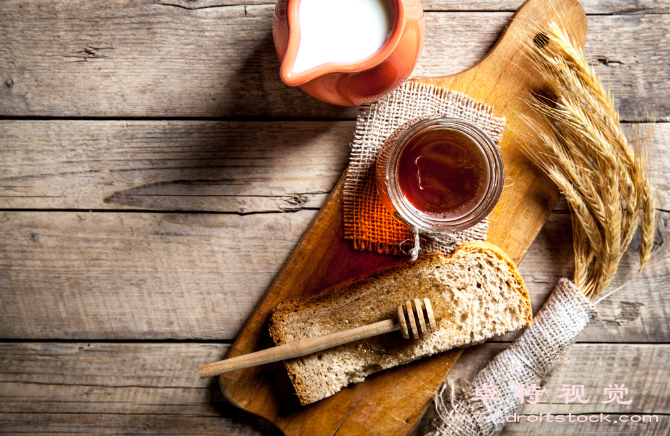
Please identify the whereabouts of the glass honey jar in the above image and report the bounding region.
[376,117,504,233]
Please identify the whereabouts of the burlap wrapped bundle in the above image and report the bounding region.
[428,279,598,435]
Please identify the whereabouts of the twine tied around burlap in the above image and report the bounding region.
[343,81,505,259]
[427,279,598,436]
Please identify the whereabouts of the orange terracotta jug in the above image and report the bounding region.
[272,0,425,106]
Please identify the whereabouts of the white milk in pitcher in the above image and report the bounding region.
[293,0,394,74]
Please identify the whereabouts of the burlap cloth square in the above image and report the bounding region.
[343,81,506,256]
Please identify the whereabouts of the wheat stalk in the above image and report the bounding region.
[634,124,658,269]
[522,22,657,298]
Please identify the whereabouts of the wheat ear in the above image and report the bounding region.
[522,22,657,298]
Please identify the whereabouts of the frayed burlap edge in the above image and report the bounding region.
[427,278,598,436]
[343,81,505,257]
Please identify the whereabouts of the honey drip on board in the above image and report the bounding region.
[397,129,489,219]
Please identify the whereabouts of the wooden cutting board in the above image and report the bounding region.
[219,0,586,434]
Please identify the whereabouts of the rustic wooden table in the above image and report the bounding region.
[1,0,668,435]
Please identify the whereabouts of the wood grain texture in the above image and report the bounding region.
[0,211,316,340]
[1,342,667,435]
[0,342,282,435]
[0,2,668,119]
[0,120,352,212]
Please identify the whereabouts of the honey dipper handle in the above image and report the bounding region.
[199,319,398,379]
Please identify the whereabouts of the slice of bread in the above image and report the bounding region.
[269,241,532,405]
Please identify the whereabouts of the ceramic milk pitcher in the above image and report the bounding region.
[272,0,424,106]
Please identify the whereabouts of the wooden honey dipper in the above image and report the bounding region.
[198,298,437,379]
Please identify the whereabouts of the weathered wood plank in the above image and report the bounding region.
[0,342,281,435]
[155,0,670,14]
[1,210,668,341]
[1,121,667,212]
[1,342,667,435]
[0,120,352,213]
[0,3,668,119]
[0,211,315,340]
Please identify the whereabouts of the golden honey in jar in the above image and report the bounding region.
[376,117,504,232]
